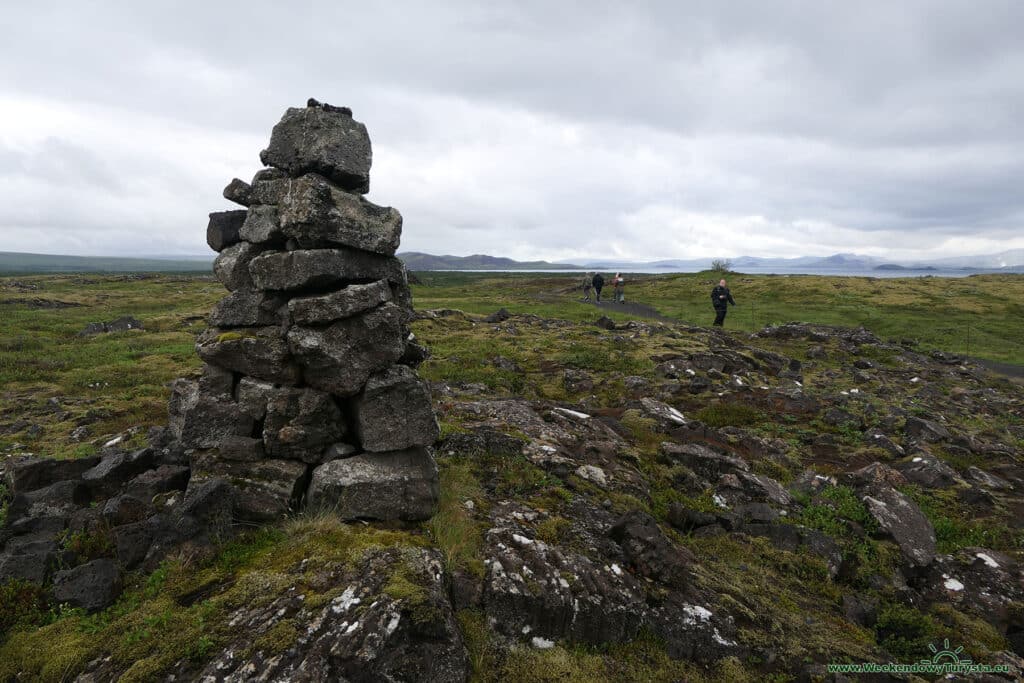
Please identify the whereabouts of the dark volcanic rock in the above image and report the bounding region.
[176,478,236,541]
[894,453,965,489]
[287,303,407,396]
[260,103,373,193]
[8,480,91,521]
[208,290,288,328]
[609,510,692,588]
[247,248,407,293]
[353,366,440,452]
[100,494,149,527]
[262,386,347,462]
[278,173,402,254]
[222,178,252,207]
[238,204,283,244]
[52,559,122,613]
[213,241,267,291]
[175,547,468,682]
[179,397,256,450]
[660,442,748,479]
[196,327,302,384]
[78,316,144,336]
[81,448,156,495]
[189,453,307,523]
[307,448,439,521]
[288,279,392,325]
[861,484,936,569]
[904,416,951,443]
[206,210,246,252]
[484,308,511,323]
[4,454,101,493]
[0,549,58,584]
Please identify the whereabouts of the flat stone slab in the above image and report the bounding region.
[288,280,392,326]
[196,327,302,385]
[189,453,307,523]
[247,248,407,293]
[307,448,439,521]
[279,173,401,254]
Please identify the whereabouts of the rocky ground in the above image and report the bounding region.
[2,302,1024,681]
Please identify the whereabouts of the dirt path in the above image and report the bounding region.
[579,298,686,324]
[972,357,1024,382]
[535,288,686,325]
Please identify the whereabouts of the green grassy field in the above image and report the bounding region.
[2,270,1020,463]
[415,270,1024,365]
[2,270,1023,680]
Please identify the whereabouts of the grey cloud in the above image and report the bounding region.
[1,1,1022,260]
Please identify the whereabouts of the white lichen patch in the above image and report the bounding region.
[331,586,361,614]
[976,552,999,568]
[943,576,965,592]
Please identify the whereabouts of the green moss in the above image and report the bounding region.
[620,409,661,452]
[252,619,298,656]
[694,403,763,429]
[214,331,250,343]
[535,516,572,545]
[458,609,756,683]
[0,516,428,681]
[684,534,875,664]
[383,557,442,626]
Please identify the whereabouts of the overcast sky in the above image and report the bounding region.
[2,1,1023,262]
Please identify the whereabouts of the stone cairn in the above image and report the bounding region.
[169,99,440,523]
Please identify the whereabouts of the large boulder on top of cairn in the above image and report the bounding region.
[260,99,372,193]
[170,98,439,524]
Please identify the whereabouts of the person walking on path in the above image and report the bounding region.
[612,273,625,303]
[711,278,736,326]
[581,273,593,301]
[592,273,605,302]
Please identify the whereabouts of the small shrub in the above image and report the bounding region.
[60,528,115,561]
[874,602,941,659]
[0,482,9,527]
[0,579,49,638]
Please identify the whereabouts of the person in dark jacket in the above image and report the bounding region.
[592,273,605,302]
[711,278,736,326]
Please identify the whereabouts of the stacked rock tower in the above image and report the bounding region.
[169,99,440,523]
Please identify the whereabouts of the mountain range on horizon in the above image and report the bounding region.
[1,249,1023,275]
[399,249,1024,272]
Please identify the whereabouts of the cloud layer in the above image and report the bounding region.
[2,1,1022,261]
